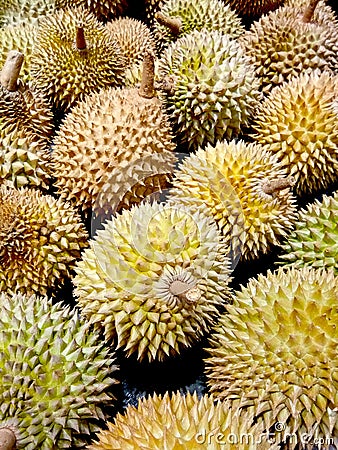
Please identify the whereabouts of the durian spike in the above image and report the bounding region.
[155,11,182,36]
[139,51,155,98]
[0,50,24,91]
[75,26,86,51]
[302,0,320,23]
[262,177,295,196]
[0,428,16,450]
[169,279,202,303]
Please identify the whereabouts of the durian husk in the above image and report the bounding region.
[88,391,270,449]
[0,291,118,450]
[239,1,338,93]
[55,0,128,21]
[153,0,245,54]
[30,6,127,111]
[224,0,285,19]
[52,85,176,212]
[74,201,232,362]
[205,266,338,449]
[250,69,338,196]
[278,191,338,272]
[158,29,261,150]
[169,140,297,261]
[0,0,56,27]
[0,185,88,296]
[106,18,157,70]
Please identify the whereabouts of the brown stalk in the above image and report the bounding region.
[169,280,201,303]
[155,11,182,36]
[0,428,16,450]
[76,26,87,50]
[0,50,24,91]
[262,177,295,196]
[139,51,155,99]
[302,0,320,23]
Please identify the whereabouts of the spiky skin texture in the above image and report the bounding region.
[0,0,56,27]
[0,137,51,190]
[0,292,118,449]
[205,267,338,449]
[30,7,126,112]
[169,140,297,261]
[0,185,88,296]
[250,70,338,196]
[88,391,267,450]
[158,29,260,150]
[0,81,54,146]
[74,202,232,362]
[0,23,38,84]
[153,0,244,48]
[239,2,338,93]
[55,0,128,21]
[52,86,176,212]
[224,0,284,19]
[278,191,338,272]
[106,18,157,70]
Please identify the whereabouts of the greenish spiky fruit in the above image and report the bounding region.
[239,0,338,93]
[169,140,297,261]
[223,0,285,19]
[205,266,338,449]
[278,191,338,272]
[250,70,338,196]
[0,0,56,27]
[153,0,244,53]
[158,29,260,150]
[0,23,39,83]
[0,291,118,449]
[52,54,176,213]
[106,18,157,70]
[0,51,54,146]
[0,185,88,296]
[0,137,51,190]
[30,6,126,111]
[74,201,232,362]
[55,0,128,21]
[88,391,268,449]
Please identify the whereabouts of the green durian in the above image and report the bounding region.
[169,140,297,261]
[205,266,338,449]
[158,29,260,150]
[74,201,232,362]
[0,291,118,449]
[30,6,126,111]
[0,185,88,296]
[250,69,338,196]
[239,0,338,93]
[88,391,268,449]
[278,191,338,272]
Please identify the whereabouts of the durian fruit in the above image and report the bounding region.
[0,185,88,296]
[239,0,338,93]
[55,0,128,21]
[73,201,232,362]
[30,6,126,112]
[205,266,338,449]
[158,29,260,150]
[0,22,38,84]
[52,52,176,213]
[0,291,118,449]
[169,140,297,261]
[88,391,268,450]
[278,191,338,272]
[0,50,54,146]
[153,0,244,53]
[224,0,285,20]
[250,69,338,196]
[0,0,56,27]
[105,18,156,70]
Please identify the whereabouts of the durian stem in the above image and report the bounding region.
[169,280,201,303]
[155,12,182,36]
[0,428,16,450]
[262,177,295,196]
[0,50,24,91]
[139,52,155,99]
[302,0,320,22]
[76,27,87,51]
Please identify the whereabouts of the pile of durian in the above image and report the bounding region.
[1,0,338,448]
